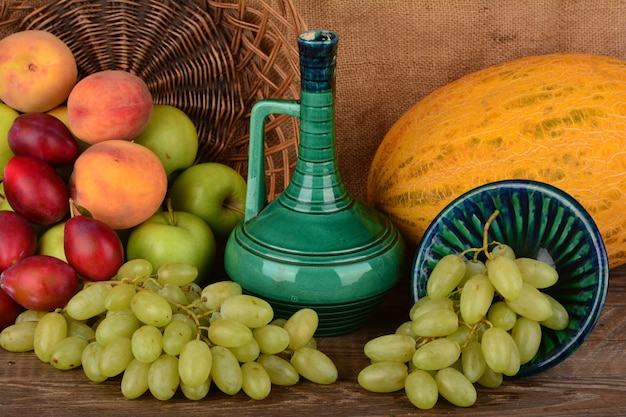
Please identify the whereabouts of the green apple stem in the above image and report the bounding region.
[223,201,245,215]
[165,198,177,226]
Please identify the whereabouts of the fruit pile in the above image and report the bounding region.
[357,211,569,409]
[0,259,337,400]
[0,29,247,326]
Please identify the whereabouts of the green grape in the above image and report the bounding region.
[148,354,180,401]
[395,321,414,336]
[511,317,542,364]
[480,327,513,373]
[411,309,458,337]
[117,258,153,279]
[270,317,287,327]
[15,309,48,323]
[158,283,190,314]
[157,263,198,287]
[131,289,173,327]
[405,369,439,410]
[357,361,408,393]
[104,283,137,311]
[183,285,201,304]
[435,367,477,407]
[201,281,242,311]
[208,318,253,348]
[412,338,461,371]
[256,353,299,386]
[210,345,243,395]
[303,337,318,349]
[220,294,274,329]
[131,325,163,363]
[49,335,88,370]
[461,341,486,383]
[81,341,108,382]
[142,279,161,293]
[364,334,416,363]
[540,293,570,330]
[34,311,67,363]
[459,273,494,324]
[229,338,261,363]
[121,358,151,400]
[253,324,290,355]
[505,283,553,322]
[170,313,198,333]
[95,309,140,346]
[99,336,133,377]
[446,325,473,346]
[179,339,212,388]
[66,319,96,341]
[409,296,454,321]
[459,259,487,288]
[515,257,559,289]
[241,361,272,400]
[490,243,516,259]
[162,320,195,356]
[180,377,211,401]
[426,254,466,299]
[0,321,37,352]
[66,282,112,321]
[284,308,319,350]
[487,301,518,331]
[290,347,338,385]
[486,255,523,300]
[476,365,503,388]
[503,338,521,377]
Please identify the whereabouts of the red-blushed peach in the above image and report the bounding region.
[67,70,153,144]
[0,30,77,113]
[69,140,167,230]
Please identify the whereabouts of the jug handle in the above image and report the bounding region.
[245,98,301,221]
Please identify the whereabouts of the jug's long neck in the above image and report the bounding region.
[281,30,353,213]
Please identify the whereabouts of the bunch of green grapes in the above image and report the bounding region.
[357,211,569,409]
[0,259,338,401]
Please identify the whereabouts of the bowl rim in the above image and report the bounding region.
[410,179,609,376]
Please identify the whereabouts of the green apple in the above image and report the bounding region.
[126,209,216,285]
[0,103,19,174]
[37,221,67,262]
[133,104,198,180]
[0,182,12,211]
[168,162,246,241]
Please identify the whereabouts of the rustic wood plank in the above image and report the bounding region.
[2,264,625,416]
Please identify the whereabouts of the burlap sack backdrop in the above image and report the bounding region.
[4,0,626,201]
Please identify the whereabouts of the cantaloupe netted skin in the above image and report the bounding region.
[367,53,626,268]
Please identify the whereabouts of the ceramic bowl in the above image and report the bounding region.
[411,179,609,377]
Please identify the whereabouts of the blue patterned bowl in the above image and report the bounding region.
[411,180,609,377]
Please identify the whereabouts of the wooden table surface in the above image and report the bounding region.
[1,263,625,417]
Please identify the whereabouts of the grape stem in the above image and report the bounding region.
[460,210,501,261]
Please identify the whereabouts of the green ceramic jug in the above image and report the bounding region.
[223,30,405,336]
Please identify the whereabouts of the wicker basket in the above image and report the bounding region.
[0,0,305,200]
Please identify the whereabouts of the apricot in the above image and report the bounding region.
[0,30,77,113]
[67,70,153,144]
[69,140,167,230]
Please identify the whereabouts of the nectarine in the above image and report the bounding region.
[67,70,153,144]
[0,30,77,113]
[69,140,167,230]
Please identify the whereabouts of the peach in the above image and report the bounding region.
[69,140,167,230]
[0,30,77,113]
[67,70,153,144]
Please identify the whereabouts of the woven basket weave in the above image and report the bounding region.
[0,0,305,200]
